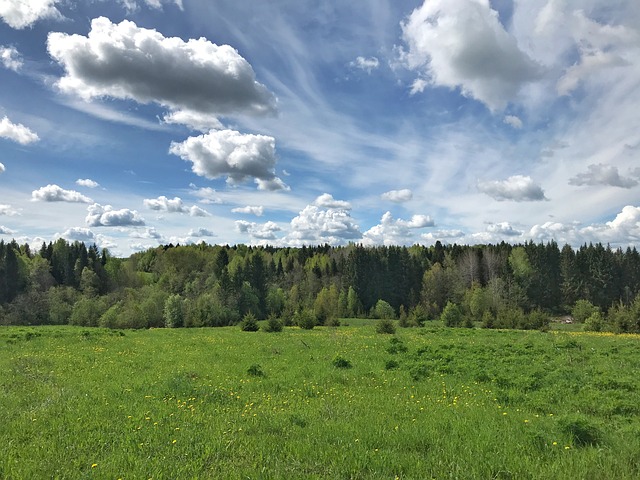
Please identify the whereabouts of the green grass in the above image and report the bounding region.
[2,325,640,479]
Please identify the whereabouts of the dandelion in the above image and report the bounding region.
[91,463,98,468]
[552,442,558,446]
[172,439,177,444]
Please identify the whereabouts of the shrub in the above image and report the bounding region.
[584,311,604,332]
[376,318,396,334]
[372,299,396,319]
[385,359,400,370]
[560,414,604,447]
[295,308,317,330]
[572,299,599,323]
[386,337,408,354]
[262,314,283,332]
[240,312,260,332]
[247,364,265,377]
[440,302,463,327]
[332,355,352,369]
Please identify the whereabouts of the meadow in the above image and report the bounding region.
[1,323,640,479]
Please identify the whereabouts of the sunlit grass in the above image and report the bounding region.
[1,325,640,478]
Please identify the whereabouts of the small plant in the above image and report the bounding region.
[332,354,352,369]
[385,359,400,370]
[386,337,408,354]
[247,363,265,377]
[295,308,317,330]
[560,414,604,447]
[376,318,396,334]
[240,312,259,332]
[262,314,283,332]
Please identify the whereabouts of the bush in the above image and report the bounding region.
[584,311,605,332]
[247,364,265,377]
[262,314,283,332]
[295,308,317,330]
[572,299,599,323]
[240,312,260,332]
[386,337,408,354]
[376,318,396,334]
[560,414,604,447]
[332,355,352,369]
[440,302,463,327]
[372,299,396,319]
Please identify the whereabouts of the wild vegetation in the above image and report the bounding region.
[2,325,640,479]
[1,239,640,332]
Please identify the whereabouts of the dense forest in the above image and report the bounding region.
[1,238,640,332]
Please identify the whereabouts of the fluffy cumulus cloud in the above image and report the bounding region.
[0,204,19,216]
[190,186,222,205]
[421,229,466,243]
[235,220,281,241]
[569,164,638,189]
[169,129,287,190]
[400,0,542,110]
[381,189,413,203]
[350,56,379,73]
[503,115,523,129]
[232,205,264,217]
[188,228,215,237]
[32,184,92,203]
[282,195,362,246]
[0,45,22,71]
[60,227,96,243]
[0,116,39,145]
[130,227,163,240]
[76,178,99,188]
[477,175,547,202]
[0,226,15,235]
[47,17,276,129]
[363,211,434,246]
[486,222,522,236]
[0,0,61,29]
[313,193,351,209]
[143,196,210,216]
[86,203,145,227]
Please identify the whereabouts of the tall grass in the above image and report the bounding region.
[1,325,639,479]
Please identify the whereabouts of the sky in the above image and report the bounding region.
[1,0,640,257]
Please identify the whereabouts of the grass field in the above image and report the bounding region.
[2,324,640,479]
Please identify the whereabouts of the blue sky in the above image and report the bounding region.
[1,0,639,256]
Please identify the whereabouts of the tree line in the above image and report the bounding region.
[1,238,640,332]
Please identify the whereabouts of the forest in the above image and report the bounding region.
[1,238,640,332]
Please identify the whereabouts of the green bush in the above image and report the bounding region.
[441,302,463,327]
[247,364,265,377]
[584,311,605,332]
[240,312,260,332]
[295,308,317,330]
[332,355,352,369]
[376,318,396,334]
[386,337,408,354]
[372,299,396,319]
[262,314,283,332]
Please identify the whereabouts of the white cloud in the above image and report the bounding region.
[169,129,287,190]
[86,203,145,227]
[363,211,434,246]
[477,175,547,202]
[381,188,413,203]
[569,164,638,189]
[130,227,162,240]
[189,205,210,217]
[188,228,215,237]
[421,230,466,243]
[0,204,19,216]
[235,220,281,241]
[162,110,223,132]
[503,115,523,129]
[313,193,351,209]
[350,56,379,74]
[0,226,15,235]
[76,178,99,188]
[0,0,61,29]
[119,0,183,14]
[400,0,542,110]
[143,195,210,216]
[31,184,93,203]
[47,17,276,127]
[190,186,223,205]
[60,227,95,243]
[0,116,39,145]
[232,205,264,217]
[0,45,22,71]
[0,163,4,173]
[486,222,522,236]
